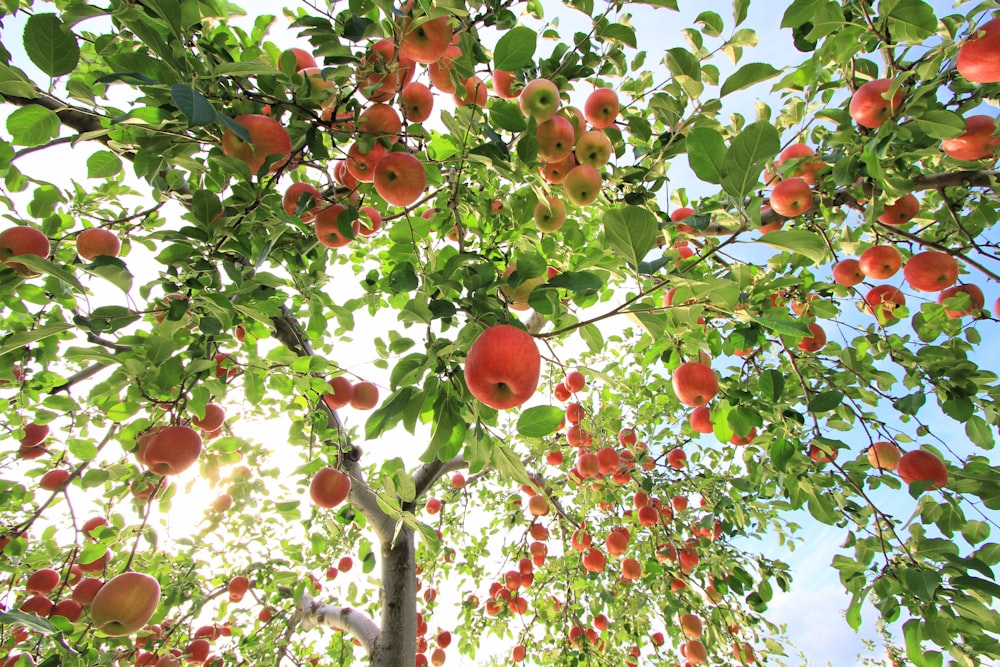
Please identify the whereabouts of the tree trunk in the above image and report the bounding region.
[369,526,416,666]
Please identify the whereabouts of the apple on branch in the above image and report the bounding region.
[463,324,540,409]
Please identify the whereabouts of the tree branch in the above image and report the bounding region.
[296,593,380,654]
[412,455,466,500]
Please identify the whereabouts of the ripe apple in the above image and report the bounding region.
[310,467,351,508]
[492,69,519,99]
[536,115,575,162]
[671,362,718,407]
[400,82,434,123]
[769,177,812,217]
[832,258,864,286]
[358,206,382,236]
[957,17,1000,83]
[39,468,70,491]
[350,381,379,409]
[373,152,426,207]
[221,114,291,175]
[358,103,402,144]
[583,547,606,572]
[454,75,487,107]
[399,16,453,64]
[144,425,203,475]
[313,204,359,249]
[76,228,121,260]
[323,375,354,409]
[540,153,577,184]
[518,78,561,122]
[583,88,619,129]
[679,613,703,639]
[574,130,613,168]
[938,283,984,318]
[227,575,249,602]
[897,449,948,489]
[72,577,104,606]
[621,557,641,580]
[667,448,687,469]
[285,47,317,71]
[191,403,225,431]
[82,515,108,538]
[528,494,549,516]
[689,406,713,434]
[941,114,1000,161]
[19,594,54,616]
[774,143,823,185]
[0,226,50,275]
[346,141,387,183]
[283,182,323,221]
[733,642,756,665]
[563,164,602,206]
[576,451,600,478]
[858,244,902,280]
[849,78,903,128]
[26,568,60,595]
[90,571,161,636]
[358,39,414,102]
[463,325,540,410]
[534,195,567,233]
[864,285,906,319]
[185,639,210,664]
[683,639,708,664]
[867,441,901,471]
[878,193,919,226]
[903,251,958,292]
[809,442,837,463]
[427,45,461,93]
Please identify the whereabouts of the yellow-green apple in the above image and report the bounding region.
[221,114,291,174]
[679,613,703,639]
[563,164,602,206]
[282,182,323,221]
[832,258,864,286]
[671,362,718,407]
[501,263,548,310]
[310,467,351,507]
[540,153,576,184]
[938,283,984,317]
[534,195,567,233]
[957,17,1000,83]
[357,206,382,236]
[878,193,919,225]
[492,69,519,99]
[797,322,826,352]
[358,103,402,144]
[463,324,540,409]
[849,79,903,128]
[427,45,461,93]
[350,381,379,409]
[144,425,202,475]
[0,226,50,275]
[897,449,948,489]
[518,78,561,122]
[858,244,902,279]
[454,75,487,107]
[769,177,812,216]
[574,130,612,168]
[90,572,161,636]
[774,142,823,185]
[558,105,586,141]
[76,228,121,260]
[536,115,575,162]
[864,284,905,319]
[373,152,426,207]
[903,251,958,291]
[583,88,619,129]
[346,141,387,183]
[941,115,1000,160]
[400,82,434,122]
[867,441,901,471]
[399,16,453,64]
[314,204,359,248]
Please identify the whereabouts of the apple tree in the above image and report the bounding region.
[0,0,999,665]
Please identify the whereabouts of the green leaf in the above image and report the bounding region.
[0,63,38,97]
[213,62,280,77]
[86,151,123,178]
[191,189,223,225]
[0,323,74,356]
[492,441,531,485]
[950,574,1000,600]
[83,257,133,293]
[759,369,784,402]
[880,0,936,42]
[769,437,794,471]
[0,610,57,635]
[748,315,813,338]
[23,13,80,77]
[965,415,995,450]
[366,387,420,439]
[808,390,843,413]
[757,230,829,264]
[603,206,659,268]
[598,23,637,48]
[6,104,60,147]
[846,592,864,630]
[903,619,926,667]
[720,62,781,97]
[961,520,990,546]
[686,127,726,184]
[171,84,216,126]
[545,270,604,292]
[490,101,527,132]
[912,110,966,139]
[516,406,564,438]
[494,26,537,70]
[634,0,678,8]
[721,120,780,199]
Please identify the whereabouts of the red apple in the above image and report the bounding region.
[427,45,461,93]
[26,568,60,595]
[583,88,619,129]
[346,141,387,183]
[350,381,379,409]
[454,75,487,107]
[463,325,540,409]
[832,258,864,286]
[682,639,708,665]
[679,613,703,639]
[769,177,812,217]
[76,228,121,260]
[492,69,520,99]
[540,153,577,184]
[582,547,606,572]
[314,204,360,249]
[72,577,104,606]
[144,425,202,475]
[358,39,414,102]
[90,572,161,636]
[563,164,602,207]
[0,226,50,275]
[310,467,351,508]
[957,17,1000,83]
[864,284,906,319]
[357,206,382,236]
[373,152,426,207]
[903,251,958,292]
[191,403,225,431]
[941,115,1000,161]
[867,441,901,471]
[878,194,919,226]
[667,448,687,469]
[323,375,354,409]
[518,78,561,122]
[689,406,713,434]
[536,115,575,162]
[227,575,249,602]
[399,16,453,64]
[285,47,317,71]
[671,362,718,407]
[897,449,948,489]
[358,103,402,144]
[858,244,902,280]
[220,114,291,174]
[849,79,903,129]
[283,183,323,221]
[938,283,984,318]
[39,468,70,491]
[774,143,823,185]
[400,82,434,122]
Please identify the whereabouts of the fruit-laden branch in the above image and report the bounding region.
[293,592,380,654]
